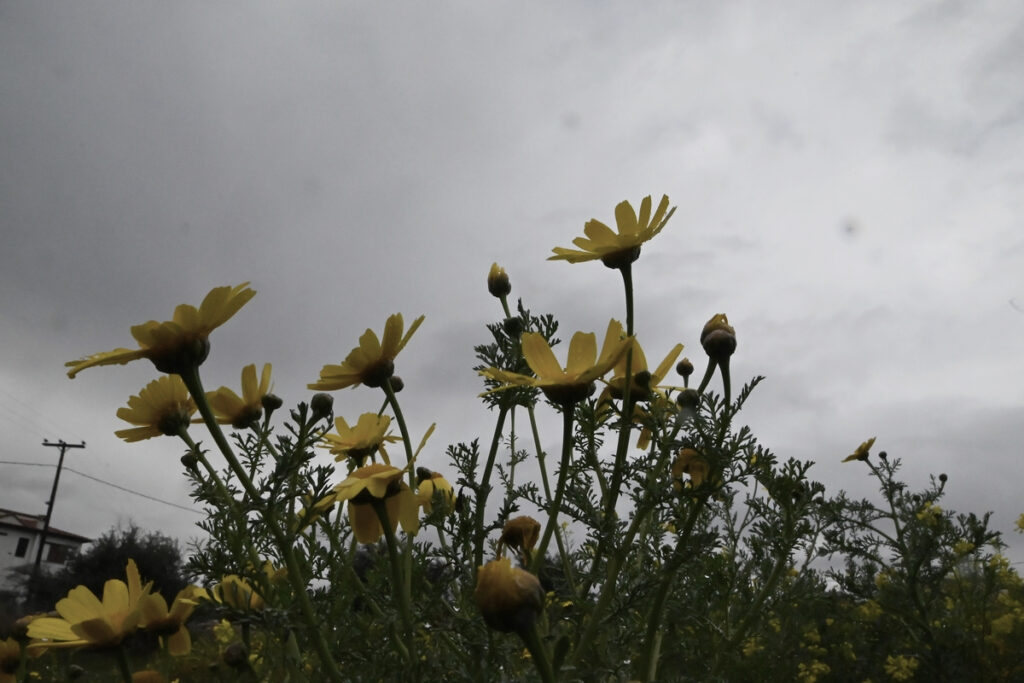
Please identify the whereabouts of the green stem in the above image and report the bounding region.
[530,407,575,574]
[637,498,705,681]
[519,620,556,683]
[528,405,577,594]
[180,366,344,683]
[381,379,418,647]
[374,498,415,664]
[115,645,133,683]
[474,405,510,572]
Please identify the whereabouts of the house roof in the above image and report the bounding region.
[0,508,92,544]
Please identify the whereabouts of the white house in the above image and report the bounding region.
[0,508,91,593]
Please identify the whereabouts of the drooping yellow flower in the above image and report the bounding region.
[479,319,632,406]
[318,413,401,465]
[27,559,153,652]
[842,437,876,463]
[475,557,544,634]
[205,363,273,429]
[549,195,675,268]
[331,463,420,544]
[309,313,424,391]
[115,375,197,442]
[66,283,255,378]
[416,468,454,515]
[0,637,20,683]
[138,585,204,656]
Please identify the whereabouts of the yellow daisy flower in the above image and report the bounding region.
[138,585,204,656]
[27,559,152,652]
[204,575,265,612]
[416,468,454,515]
[318,413,401,465]
[549,195,675,268]
[206,363,273,429]
[331,463,420,544]
[475,557,544,634]
[672,448,710,490]
[115,375,197,442]
[842,437,876,463]
[603,339,684,403]
[309,313,425,391]
[66,283,255,377]
[479,319,631,406]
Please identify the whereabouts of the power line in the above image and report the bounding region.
[0,459,201,515]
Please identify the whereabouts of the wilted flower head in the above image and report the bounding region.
[479,319,632,407]
[309,313,424,391]
[115,375,196,442]
[475,557,545,634]
[498,516,541,564]
[549,195,675,269]
[206,363,273,429]
[700,314,736,364]
[66,283,255,377]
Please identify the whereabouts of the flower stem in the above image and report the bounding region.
[530,406,574,574]
[519,620,556,683]
[115,645,133,683]
[180,366,344,683]
[474,404,510,573]
[374,498,415,664]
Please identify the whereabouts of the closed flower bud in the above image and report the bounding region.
[488,263,512,298]
[475,557,544,634]
[222,641,249,668]
[261,392,284,415]
[939,473,948,483]
[677,388,700,410]
[389,376,405,393]
[180,451,199,472]
[700,314,737,363]
[502,317,524,337]
[309,393,334,421]
[676,358,694,378]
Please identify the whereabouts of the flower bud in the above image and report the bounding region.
[180,451,199,472]
[676,388,700,410]
[388,376,405,393]
[68,665,85,680]
[700,314,736,363]
[488,263,512,298]
[261,393,284,415]
[222,641,249,668]
[502,317,524,337]
[475,557,544,634]
[939,473,948,483]
[309,393,334,421]
[676,358,694,378]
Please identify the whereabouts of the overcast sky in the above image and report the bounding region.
[2,1,1022,568]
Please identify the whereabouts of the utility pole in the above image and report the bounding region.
[30,439,86,590]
